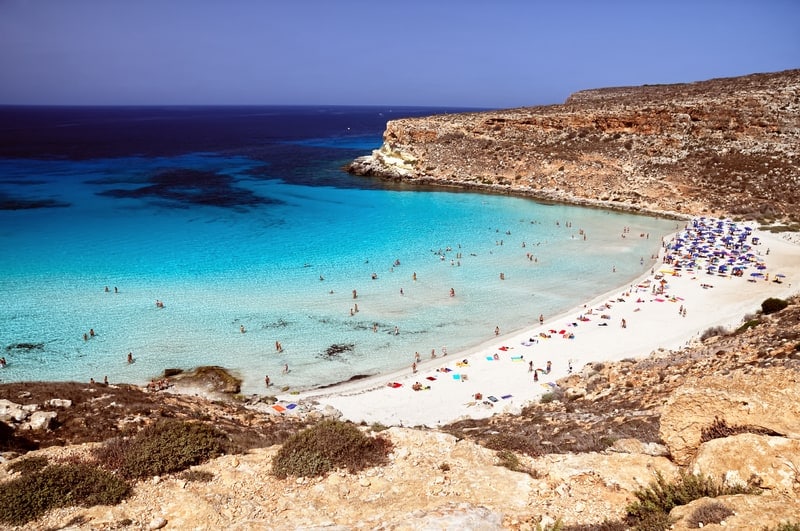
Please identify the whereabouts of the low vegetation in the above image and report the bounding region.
[764,523,800,531]
[271,420,392,479]
[624,471,759,530]
[761,297,788,315]
[0,463,130,526]
[686,501,734,528]
[700,416,776,443]
[93,419,229,479]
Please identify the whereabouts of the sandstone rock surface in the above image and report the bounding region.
[659,366,800,465]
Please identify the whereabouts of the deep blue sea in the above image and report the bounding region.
[0,106,677,394]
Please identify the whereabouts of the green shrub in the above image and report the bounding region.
[736,318,761,333]
[179,469,214,482]
[700,325,727,340]
[7,455,49,475]
[271,420,392,479]
[761,297,788,315]
[540,392,555,404]
[95,419,228,479]
[0,464,130,526]
[764,523,800,531]
[626,471,758,530]
[496,449,523,472]
[686,501,733,528]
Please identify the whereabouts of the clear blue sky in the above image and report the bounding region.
[1,0,798,108]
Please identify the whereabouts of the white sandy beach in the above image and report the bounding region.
[275,219,800,428]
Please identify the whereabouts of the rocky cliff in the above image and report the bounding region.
[348,70,800,223]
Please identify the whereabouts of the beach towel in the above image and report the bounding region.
[286,403,298,410]
[511,356,523,362]
[272,404,286,412]
[498,346,509,351]
[440,367,453,373]
[501,394,512,399]
[521,341,534,346]
[488,395,498,402]
[452,374,461,380]
[486,356,495,361]
[388,382,402,388]
[425,376,437,381]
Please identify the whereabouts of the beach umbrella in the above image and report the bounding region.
[776,273,786,278]
[750,272,763,277]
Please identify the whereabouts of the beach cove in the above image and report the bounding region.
[275,219,800,427]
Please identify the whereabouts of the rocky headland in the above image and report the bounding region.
[3,70,800,529]
[348,69,800,224]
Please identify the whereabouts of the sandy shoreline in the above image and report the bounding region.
[274,219,800,427]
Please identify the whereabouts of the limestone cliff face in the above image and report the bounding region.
[348,70,800,222]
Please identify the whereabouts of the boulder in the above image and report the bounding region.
[692,433,800,492]
[0,399,29,423]
[25,411,57,431]
[659,367,800,465]
[47,398,73,408]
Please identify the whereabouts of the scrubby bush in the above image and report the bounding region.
[764,523,800,531]
[700,416,775,443]
[700,325,727,340]
[686,501,734,528]
[271,420,392,479]
[540,392,555,404]
[0,464,130,526]
[94,419,228,479]
[736,318,761,333]
[179,469,214,483]
[495,449,523,472]
[761,297,788,315]
[7,455,49,475]
[625,471,758,530]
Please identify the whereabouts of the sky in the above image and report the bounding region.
[0,0,798,109]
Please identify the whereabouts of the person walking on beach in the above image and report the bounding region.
[539,314,544,325]
[265,375,271,387]
[494,326,500,336]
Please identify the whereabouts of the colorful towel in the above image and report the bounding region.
[501,394,512,399]
[272,404,286,412]
[387,382,402,388]
[425,376,437,381]
[286,403,297,410]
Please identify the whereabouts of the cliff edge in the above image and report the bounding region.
[348,70,800,223]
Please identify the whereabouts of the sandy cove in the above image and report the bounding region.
[274,220,800,428]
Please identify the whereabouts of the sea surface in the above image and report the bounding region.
[0,106,677,394]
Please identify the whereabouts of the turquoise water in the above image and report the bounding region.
[0,107,677,394]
